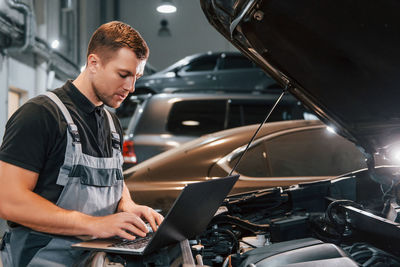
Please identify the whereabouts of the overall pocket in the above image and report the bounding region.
[56,165,123,216]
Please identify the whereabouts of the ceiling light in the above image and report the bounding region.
[156,0,177,14]
[51,39,60,49]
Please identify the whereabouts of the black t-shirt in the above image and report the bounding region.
[0,81,123,204]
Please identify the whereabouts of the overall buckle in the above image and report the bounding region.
[0,232,10,251]
[67,123,81,144]
[111,132,121,150]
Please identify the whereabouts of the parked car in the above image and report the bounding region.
[121,92,310,168]
[134,51,281,94]
[124,119,366,212]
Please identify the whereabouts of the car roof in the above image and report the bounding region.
[148,92,289,100]
[158,51,246,73]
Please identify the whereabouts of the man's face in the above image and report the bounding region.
[90,47,146,108]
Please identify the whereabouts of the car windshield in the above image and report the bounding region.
[159,56,192,73]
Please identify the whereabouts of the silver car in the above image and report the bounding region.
[135,51,280,94]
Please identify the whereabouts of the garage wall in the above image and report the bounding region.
[0,0,103,138]
[119,0,236,70]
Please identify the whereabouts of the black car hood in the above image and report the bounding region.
[200,0,400,155]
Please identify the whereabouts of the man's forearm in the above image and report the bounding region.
[1,188,96,236]
[0,161,95,236]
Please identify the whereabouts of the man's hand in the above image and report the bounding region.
[117,198,164,232]
[87,212,150,240]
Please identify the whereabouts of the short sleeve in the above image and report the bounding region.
[0,101,57,173]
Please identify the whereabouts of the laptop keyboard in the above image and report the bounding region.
[110,232,155,250]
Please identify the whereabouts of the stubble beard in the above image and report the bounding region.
[92,81,119,108]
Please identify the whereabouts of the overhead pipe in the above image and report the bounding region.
[1,0,79,79]
[5,0,35,53]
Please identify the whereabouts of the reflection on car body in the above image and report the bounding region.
[125,120,366,212]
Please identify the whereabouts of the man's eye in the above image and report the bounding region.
[119,73,128,78]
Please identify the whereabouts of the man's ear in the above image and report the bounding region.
[87,54,101,73]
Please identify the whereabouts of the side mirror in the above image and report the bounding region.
[174,68,182,78]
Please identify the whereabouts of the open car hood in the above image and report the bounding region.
[200,0,400,156]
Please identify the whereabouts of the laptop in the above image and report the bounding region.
[72,175,239,255]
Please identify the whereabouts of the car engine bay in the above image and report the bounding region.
[190,167,400,266]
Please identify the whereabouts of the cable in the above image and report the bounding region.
[203,228,239,254]
[210,214,269,233]
[326,199,362,226]
[239,240,257,248]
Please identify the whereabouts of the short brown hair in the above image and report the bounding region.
[87,21,149,63]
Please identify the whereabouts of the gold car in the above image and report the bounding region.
[124,120,366,212]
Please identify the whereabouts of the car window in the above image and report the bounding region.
[227,101,305,128]
[167,100,226,136]
[167,99,306,136]
[231,128,366,177]
[221,55,254,69]
[115,98,141,132]
[182,55,218,72]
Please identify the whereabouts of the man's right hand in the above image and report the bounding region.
[87,212,149,240]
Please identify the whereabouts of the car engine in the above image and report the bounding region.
[191,167,400,266]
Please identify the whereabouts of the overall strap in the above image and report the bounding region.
[104,108,121,150]
[43,91,80,144]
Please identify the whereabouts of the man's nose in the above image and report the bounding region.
[124,76,136,93]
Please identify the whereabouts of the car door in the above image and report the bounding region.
[216,53,276,92]
[173,54,219,91]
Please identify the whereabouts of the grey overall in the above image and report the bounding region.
[0,92,124,267]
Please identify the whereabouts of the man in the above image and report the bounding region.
[0,21,163,266]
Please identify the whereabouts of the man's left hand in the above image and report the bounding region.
[118,200,164,232]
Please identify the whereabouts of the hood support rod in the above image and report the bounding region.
[229,87,288,176]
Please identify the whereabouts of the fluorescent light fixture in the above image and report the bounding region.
[156,1,177,13]
[51,39,60,49]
